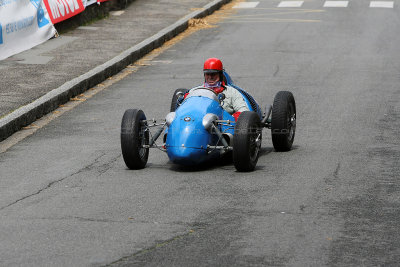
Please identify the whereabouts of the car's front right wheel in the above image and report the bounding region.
[121,109,149,169]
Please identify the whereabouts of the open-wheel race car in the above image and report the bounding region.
[120,72,296,172]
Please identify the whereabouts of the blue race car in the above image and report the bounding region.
[121,72,296,172]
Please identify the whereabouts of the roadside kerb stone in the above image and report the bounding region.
[0,0,231,142]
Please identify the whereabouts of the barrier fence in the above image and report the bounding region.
[0,0,110,60]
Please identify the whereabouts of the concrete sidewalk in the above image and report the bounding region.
[0,0,231,141]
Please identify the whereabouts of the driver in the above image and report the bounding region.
[188,58,249,121]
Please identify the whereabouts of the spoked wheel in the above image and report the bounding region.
[121,109,149,169]
[170,88,188,112]
[271,91,296,151]
[233,111,262,172]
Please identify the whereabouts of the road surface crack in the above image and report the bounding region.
[104,229,197,267]
[0,153,106,211]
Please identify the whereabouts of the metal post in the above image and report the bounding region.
[149,123,165,146]
[211,125,229,147]
[261,104,272,124]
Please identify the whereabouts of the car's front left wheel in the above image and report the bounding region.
[271,91,296,151]
[233,111,262,172]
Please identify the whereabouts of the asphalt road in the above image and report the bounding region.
[0,1,399,266]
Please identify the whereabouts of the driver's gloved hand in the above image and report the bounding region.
[233,111,241,121]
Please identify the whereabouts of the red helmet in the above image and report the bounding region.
[203,58,224,74]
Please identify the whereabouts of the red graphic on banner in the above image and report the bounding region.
[97,0,109,3]
[43,0,85,24]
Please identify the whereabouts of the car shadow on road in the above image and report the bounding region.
[258,147,274,158]
[168,146,278,173]
[250,147,274,171]
[168,158,234,173]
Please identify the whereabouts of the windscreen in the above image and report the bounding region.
[186,88,219,102]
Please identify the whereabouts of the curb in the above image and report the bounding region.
[0,0,232,142]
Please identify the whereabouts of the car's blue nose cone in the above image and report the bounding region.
[165,96,224,166]
[167,146,208,165]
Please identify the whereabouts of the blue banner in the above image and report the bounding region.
[0,23,3,44]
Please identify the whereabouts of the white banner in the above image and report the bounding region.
[0,0,56,60]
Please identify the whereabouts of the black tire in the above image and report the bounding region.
[233,111,262,172]
[121,109,149,169]
[170,88,188,112]
[271,91,296,151]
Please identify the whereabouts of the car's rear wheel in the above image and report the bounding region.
[121,109,149,169]
[233,111,262,172]
[170,88,188,112]
[271,91,296,151]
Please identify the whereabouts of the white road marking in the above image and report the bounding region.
[370,1,393,8]
[110,11,125,16]
[324,1,349,7]
[278,1,304,7]
[233,2,260,8]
